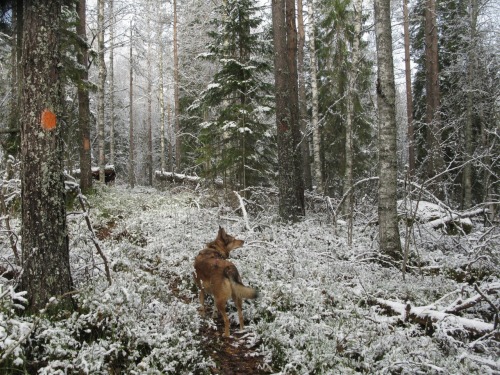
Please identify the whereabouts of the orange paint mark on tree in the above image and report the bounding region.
[83,138,90,151]
[41,109,56,131]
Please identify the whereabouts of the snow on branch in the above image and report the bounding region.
[370,297,498,338]
[154,171,202,185]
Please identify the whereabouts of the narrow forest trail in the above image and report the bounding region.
[199,321,269,375]
[168,275,270,375]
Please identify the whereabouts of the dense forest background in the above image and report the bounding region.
[0,0,498,373]
[1,0,498,203]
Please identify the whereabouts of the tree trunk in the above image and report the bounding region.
[97,0,107,183]
[403,0,415,176]
[158,18,166,173]
[307,0,323,194]
[129,23,135,188]
[168,100,174,171]
[109,0,115,167]
[147,11,153,186]
[173,0,181,170]
[77,0,92,193]
[344,0,362,246]
[374,0,402,260]
[297,0,312,191]
[424,0,442,183]
[20,0,74,313]
[272,0,305,221]
[463,0,478,209]
[6,2,23,156]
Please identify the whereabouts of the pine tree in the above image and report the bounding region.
[272,0,305,221]
[191,0,275,190]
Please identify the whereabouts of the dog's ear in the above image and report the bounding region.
[218,226,227,241]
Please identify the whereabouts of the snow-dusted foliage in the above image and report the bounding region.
[0,184,498,373]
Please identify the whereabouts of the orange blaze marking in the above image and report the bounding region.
[41,109,56,131]
[83,138,90,151]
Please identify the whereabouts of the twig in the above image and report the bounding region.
[0,322,35,365]
[474,283,499,329]
[75,188,112,286]
[0,193,20,265]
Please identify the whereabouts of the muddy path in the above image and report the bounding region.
[168,274,270,374]
[199,317,270,375]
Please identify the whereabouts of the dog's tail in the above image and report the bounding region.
[224,264,258,300]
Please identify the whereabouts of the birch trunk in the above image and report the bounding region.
[307,0,323,194]
[173,0,181,170]
[374,0,402,260]
[77,0,92,193]
[109,0,115,166]
[97,0,106,183]
[20,0,74,312]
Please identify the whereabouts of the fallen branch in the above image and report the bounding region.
[233,191,251,231]
[77,191,112,286]
[65,177,112,286]
[474,283,499,329]
[444,282,500,314]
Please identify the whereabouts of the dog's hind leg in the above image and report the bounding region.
[235,297,244,330]
[216,299,230,337]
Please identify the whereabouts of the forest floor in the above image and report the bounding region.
[1,183,499,374]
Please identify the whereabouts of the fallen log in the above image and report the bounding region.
[370,297,498,339]
[71,165,116,185]
[154,170,201,184]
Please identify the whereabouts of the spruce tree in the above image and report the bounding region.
[315,0,374,195]
[191,0,275,190]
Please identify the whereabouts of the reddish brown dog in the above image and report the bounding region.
[193,227,258,337]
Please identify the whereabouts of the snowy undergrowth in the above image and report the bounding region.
[1,183,499,374]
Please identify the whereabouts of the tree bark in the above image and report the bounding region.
[173,0,181,170]
[424,0,443,183]
[344,0,362,246]
[307,0,323,194]
[109,0,115,167]
[158,15,166,173]
[272,0,305,221]
[403,0,415,176]
[374,0,402,259]
[20,0,74,313]
[147,9,153,186]
[77,0,92,193]
[129,23,135,188]
[463,0,478,209]
[297,0,312,190]
[97,0,107,183]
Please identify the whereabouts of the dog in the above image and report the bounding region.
[193,226,258,337]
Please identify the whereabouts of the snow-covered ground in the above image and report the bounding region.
[1,183,499,374]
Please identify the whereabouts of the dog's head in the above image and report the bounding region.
[217,226,244,252]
